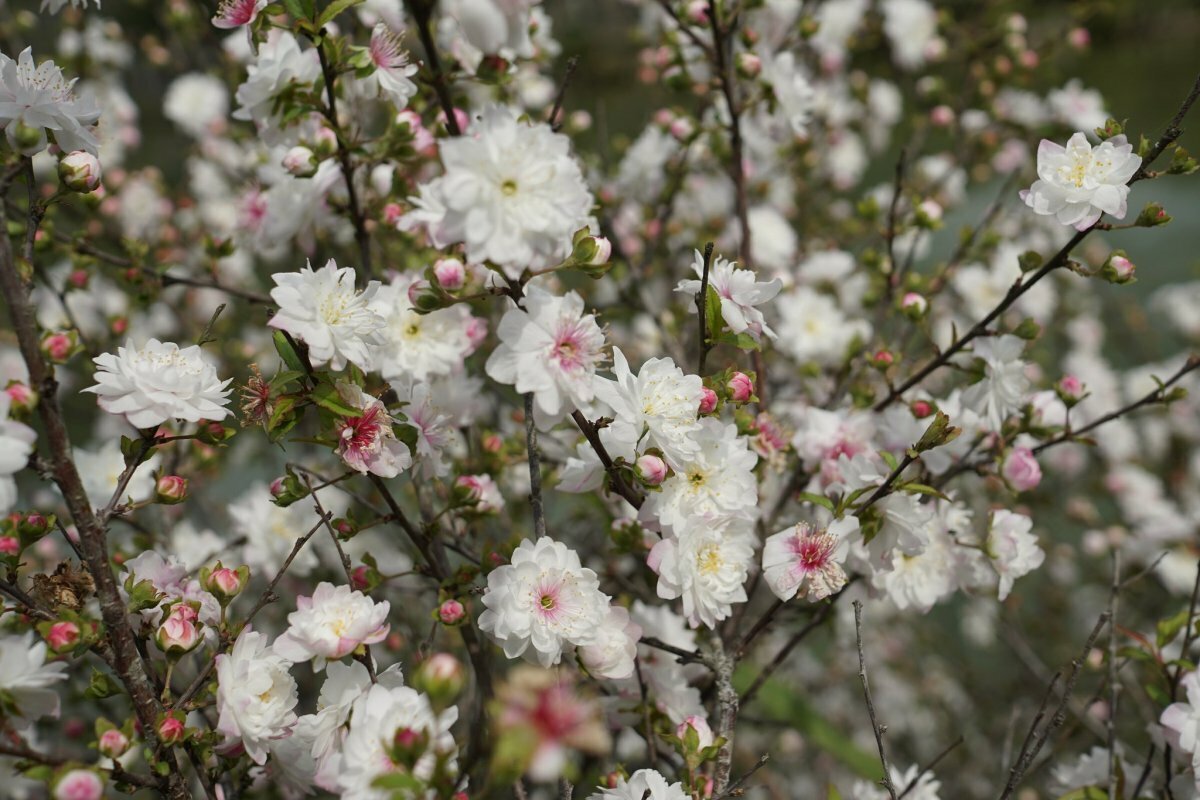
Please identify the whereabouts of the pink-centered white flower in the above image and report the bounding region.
[333,383,412,478]
[478,537,609,667]
[986,510,1045,601]
[578,604,641,681]
[593,347,704,468]
[485,285,606,423]
[214,629,299,765]
[367,275,477,385]
[268,259,385,372]
[82,339,232,429]
[400,105,594,275]
[762,519,853,603]
[361,24,419,109]
[273,582,391,670]
[0,48,100,155]
[1020,132,1141,230]
[676,250,781,344]
[212,0,268,29]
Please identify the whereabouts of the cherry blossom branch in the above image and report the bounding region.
[696,241,715,374]
[652,0,715,58]
[710,635,739,794]
[524,393,547,539]
[406,0,462,136]
[0,738,160,789]
[0,163,187,800]
[741,594,840,704]
[713,754,770,800]
[570,410,645,509]
[856,452,918,514]
[998,610,1111,800]
[314,36,372,273]
[705,0,750,272]
[1031,355,1199,455]
[1107,552,1121,800]
[853,600,899,800]
[876,72,1200,412]
[547,55,579,132]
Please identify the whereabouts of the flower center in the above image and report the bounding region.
[698,543,723,575]
[500,179,518,196]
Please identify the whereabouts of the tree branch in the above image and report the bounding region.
[853,600,899,800]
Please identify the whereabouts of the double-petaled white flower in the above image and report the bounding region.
[273,582,391,670]
[479,537,610,668]
[593,348,704,469]
[648,514,756,629]
[1020,132,1141,230]
[986,510,1044,601]
[233,32,321,145]
[401,105,594,275]
[0,48,100,155]
[215,629,299,764]
[963,334,1030,431]
[333,383,412,479]
[1162,671,1200,795]
[268,259,385,372]
[578,605,641,681]
[762,519,853,603]
[676,250,781,345]
[485,285,606,423]
[83,339,232,429]
[368,275,477,385]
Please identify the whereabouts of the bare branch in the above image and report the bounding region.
[853,600,899,800]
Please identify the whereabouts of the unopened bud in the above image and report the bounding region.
[156,604,201,656]
[432,258,466,291]
[1068,27,1090,50]
[155,475,188,505]
[5,381,36,414]
[53,769,104,800]
[97,728,130,759]
[438,599,466,625]
[157,715,186,746]
[910,400,935,419]
[9,120,45,155]
[726,372,753,403]
[636,454,668,486]
[46,621,81,652]
[570,231,613,277]
[930,105,954,128]
[698,387,718,415]
[900,292,928,318]
[413,652,466,708]
[1135,202,1171,228]
[1002,447,1042,492]
[200,562,249,605]
[0,535,18,556]
[282,146,318,178]
[389,726,430,769]
[736,52,762,79]
[676,714,715,750]
[870,349,894,368]
[41,331,77,364]
[312,127,338,159]
[59,151,102,193]
[1100,253,1136,284]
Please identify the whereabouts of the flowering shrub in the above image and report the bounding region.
[1,1,1199,799]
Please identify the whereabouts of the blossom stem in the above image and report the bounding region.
[853,600,900,800]
[0,160,188,800]
[406,0,462,136]
[524,392,547,539]
[547,55,579,132]
[696,240,715,374]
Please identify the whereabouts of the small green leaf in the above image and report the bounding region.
[1056,788,1107,800]
[316,0,365,28]
[1157,608,1191,649]
[797,492,835,512]
[273,331,307,374]
[310,382,360,417]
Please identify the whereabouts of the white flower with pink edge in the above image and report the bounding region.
[273,582,391,670]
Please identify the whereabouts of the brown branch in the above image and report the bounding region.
[547,55,579,132]
[406,0,462,136]
[898,737,963,799]
[524,392,547,539]
[570,410,644,509]
[714,753,770,799]
[853,600,899,800]
[741,595,839,704]
[696,240,715,374]
[0,161,186,799]
[710,635,739,794]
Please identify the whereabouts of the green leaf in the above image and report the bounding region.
[316,0,365,28]
[705,284,724,344]
[86,667,121,699]
[1157,608,1191,649]
[1057,787,1107,800]
[310,382,360,417]
[901,483,951,501]
[273,331,307,375]
[827,786,844,800]
[282,0,314,20]
[878,450,899,471]
[797,492,835,512]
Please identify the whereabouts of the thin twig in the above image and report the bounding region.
[898,737,963,799]
[714,753,770,799]
[742,595,840,704]
[407,0,461,136]
[1108,552,1121,800]
[547,55,579,132]
[853,600,899,800]
[696,241,715,374]
[570,411,644,509]
[524,392,547,539]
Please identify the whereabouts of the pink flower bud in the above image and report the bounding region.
[438,599,466,625]
[68,268,89,289]
[58,151,102,193]
[698,387,718,415]
[282,146,318,178]
[636,454,668,486]
[918,199,943,222]
[1002,447,1042,492]
[269,477,286,497]
[155,475,188,505]
[203,563,247,602]
[930,105,955,127]
[911,400,934,419]
[54,769,104,800]
[685,0,708,23]
[1110,255,1135,281]
[156,605,201,655]
[736,52,762,78]
[901,292,928,316]
[1058,374,1084,399]
[482,433,503,453]
[383,202,404,225]
[439,107,470,135]
[871,349,894,368]
[653,109,674,128]
[455,475,483,503]
[465,317,488,352]
[110,316,128,336]
[1068,27,1090,50]
[676,714,715,749]
[65,718,86,738]
[47,621,81,652]
[433,258,466,291]
[727,372,753,403]
[98,728,130,758]
[157,715,186,745]
[42,332,74,363]
[312,126,338,158]
[0,536,18,556]
[351,565,372,591]
[1018,50,1039,69]
[669,118,694,141]
[414,653,467,708]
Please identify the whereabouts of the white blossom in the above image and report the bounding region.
[649,514,756,628]
[83,339,232,429]
[0,632,68,729]
[762,519,852,603]
[1020,132,1141,230]
[676,250,781,344]
[368,275,476,385]
[359,24,419,109]
[273,582,391,670]
[401,105,594,275]
[578,605,641,681]
[963,334,1030,431]
[215,629,299,765]
[268,259,385,372]
[485,285,606,423]
[586,769,689,800]
[986,510,1045,601]
[233,32,320,145]
[0,392,36,513]
[0,48,100,154]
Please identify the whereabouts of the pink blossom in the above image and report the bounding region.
[54,769,103,800]
[438,599,466,625]
[1002,447,1042,491]
[158,715,186,744]
[46,621,80,652]
[155,475,188,504]
[0,536,18,556]
[698,387,718,415]
[212,0,267,29]
[433,258,467,290]
[98,728,130,758]
[156,604,201,655]
[636,454,668,486]
[727,372,753,403]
